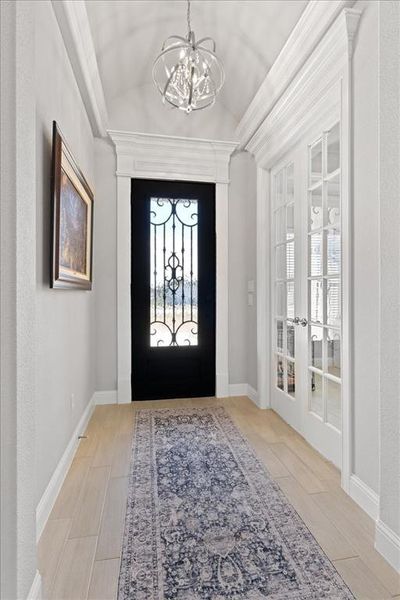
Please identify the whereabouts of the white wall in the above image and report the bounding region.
[35,0,96,503]
[352,0,380,493]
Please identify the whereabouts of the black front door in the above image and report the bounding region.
[131,179,216,400]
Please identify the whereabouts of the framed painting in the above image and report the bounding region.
[51,121,93,289]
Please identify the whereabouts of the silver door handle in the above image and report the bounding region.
[294,317,308,327]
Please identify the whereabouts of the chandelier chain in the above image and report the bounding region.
[187,0,191,36]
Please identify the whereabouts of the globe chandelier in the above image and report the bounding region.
[152,0,225,113]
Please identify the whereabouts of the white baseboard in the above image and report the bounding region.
[93,390,117,405]
[228,383,260,408]
[229,383,248,396]
[247,385,259,408]
[27,570,42,600]
[349,474,379,521]
[375,518,400,573]
[36,394,95,541]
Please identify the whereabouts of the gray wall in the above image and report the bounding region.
[35,0,96,503]
[1,2,37,596]
[228,152,258,388]
[352,0,380,493]
[93,138,117,392]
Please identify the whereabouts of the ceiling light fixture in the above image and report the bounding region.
[152,0,224,113]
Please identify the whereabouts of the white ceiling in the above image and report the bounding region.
[86,0,308,139]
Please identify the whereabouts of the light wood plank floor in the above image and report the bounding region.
[38,397,400,600]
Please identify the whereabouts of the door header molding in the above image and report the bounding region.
[108,130,237,184]
[109,130,236,402]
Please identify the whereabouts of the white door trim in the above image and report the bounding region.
[108,131,237,403]
[247,8,361,490]
[256,167,271,409]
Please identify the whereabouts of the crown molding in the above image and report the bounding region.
[236,0,356,149]
[246,8,361,168]
[52,0,108,138]
[108,130,238,184]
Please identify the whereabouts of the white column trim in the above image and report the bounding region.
[377,0,400,572]
[108,131,237,402]
[256,168,271,409]
[215,182,229,397]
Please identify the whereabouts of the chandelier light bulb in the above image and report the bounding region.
[152,0,224,113]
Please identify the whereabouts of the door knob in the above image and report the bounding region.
[294,317,308,327]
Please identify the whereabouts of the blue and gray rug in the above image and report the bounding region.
[118,407,354,599]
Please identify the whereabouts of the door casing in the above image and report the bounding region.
[109,131,237,403]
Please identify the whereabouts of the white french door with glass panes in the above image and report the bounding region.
[271,120,342,468]
[272,157,302,432]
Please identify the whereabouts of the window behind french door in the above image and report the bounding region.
[271,121,342,467]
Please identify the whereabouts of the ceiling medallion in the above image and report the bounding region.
[152,0,225,113]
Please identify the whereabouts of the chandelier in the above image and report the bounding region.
[152,0,225,113]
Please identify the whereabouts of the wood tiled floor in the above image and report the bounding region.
[38,397,400,599]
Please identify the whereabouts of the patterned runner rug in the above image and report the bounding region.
[118,407,354,599]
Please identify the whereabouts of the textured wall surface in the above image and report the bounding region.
[35,0,96,503]
[379,0,400,537]
[0,2,38,597]
[352,0,380,493]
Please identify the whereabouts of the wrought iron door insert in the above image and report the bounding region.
[150,197,198,347]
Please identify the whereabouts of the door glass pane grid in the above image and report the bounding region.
[150,197,198,347]
[307,123,342,430]
[273,162,296,397]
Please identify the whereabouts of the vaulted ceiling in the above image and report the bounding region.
[85,0,308,140]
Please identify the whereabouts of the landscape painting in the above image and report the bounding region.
[51,121,93,289]
[59,171,88,276]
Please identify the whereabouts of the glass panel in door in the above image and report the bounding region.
[272,161,298,417]
[305,122,342,466]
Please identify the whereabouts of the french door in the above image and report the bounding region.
[131,179,216,400]
[271,120,342,468]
